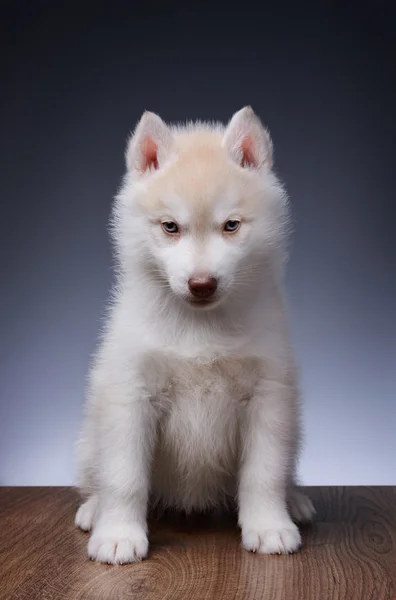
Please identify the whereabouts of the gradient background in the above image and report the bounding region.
[1,1,395,486]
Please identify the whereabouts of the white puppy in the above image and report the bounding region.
[74,106,315,565]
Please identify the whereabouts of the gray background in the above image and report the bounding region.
[1,2,395,486]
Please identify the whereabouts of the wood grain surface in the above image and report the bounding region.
[0,487,395,599]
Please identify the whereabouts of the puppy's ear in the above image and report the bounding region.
[126,111,173,174]
[222,106,273,170]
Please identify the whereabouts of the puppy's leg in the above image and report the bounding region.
[87,377,157,565]
[238,379,302,555]
[286,424,315,524]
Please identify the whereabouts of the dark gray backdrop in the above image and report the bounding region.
[1,1,395,485]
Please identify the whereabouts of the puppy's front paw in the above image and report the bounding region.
[241,521,301,555]
[88,522,149,564]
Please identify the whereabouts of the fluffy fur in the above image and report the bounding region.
[74,106,315,565]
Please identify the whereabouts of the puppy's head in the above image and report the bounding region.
[114,107,289,310]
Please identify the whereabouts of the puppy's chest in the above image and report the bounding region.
[150,355,262,505]
[153,355,261,412]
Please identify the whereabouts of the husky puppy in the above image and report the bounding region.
[75,107,315,564]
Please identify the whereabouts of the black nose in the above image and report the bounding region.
[188,277,218,298]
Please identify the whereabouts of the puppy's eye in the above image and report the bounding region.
[161,221,179,235]
[223,219,241,233]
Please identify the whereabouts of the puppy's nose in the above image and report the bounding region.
[188,276,218,298]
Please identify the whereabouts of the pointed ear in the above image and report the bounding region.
[222,106,273,170]
[126,111,173,174]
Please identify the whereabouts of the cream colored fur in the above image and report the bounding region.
[74,106,315,565]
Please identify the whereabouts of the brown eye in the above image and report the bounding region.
[223,219,241,233]
[162,221,179,234]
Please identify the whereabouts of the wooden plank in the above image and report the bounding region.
[0,487,395,599]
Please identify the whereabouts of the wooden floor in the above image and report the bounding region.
[0,487,395,599]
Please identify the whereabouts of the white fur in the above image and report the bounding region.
[75,106,315,564]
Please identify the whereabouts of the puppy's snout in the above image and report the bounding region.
[188,276,218,298]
